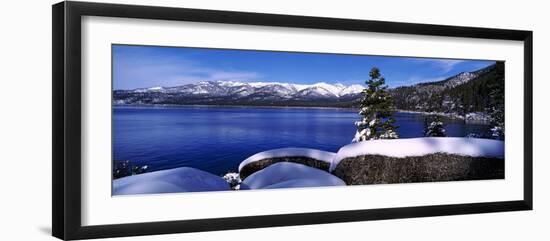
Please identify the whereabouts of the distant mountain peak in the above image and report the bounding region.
[125,81,365,97]
[114,80,366,107]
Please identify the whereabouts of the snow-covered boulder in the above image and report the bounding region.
[331,137,504,171]
[238,148,336,179]
[113,167,230,195]
[242,162,345,189]
[331,137,505,185]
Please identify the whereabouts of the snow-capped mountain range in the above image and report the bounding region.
[114,63,498,108]
[128,81,365,99]
[114,81,366,107]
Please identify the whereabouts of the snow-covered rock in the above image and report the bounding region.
[238,148,336,172]
[330,137,504,172]
[113,167,229,195]
[242,162,345,189]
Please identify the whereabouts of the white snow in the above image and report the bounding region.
[222,172,241,183]
[352,116,397,142]
[290,83,311,91]
[302,82,364,97]
[133,81,364,99]
[312,82,344,96]
[217,80,246,87]
[261,178,340,189]
[113,167,229,195]
[465,112,491,123]
[238,148,336,172]
[330,137,504,172]
[222,172,242,190]
[444,72,477,88]
[339,84,365,96]
[352,128,371,143]
[242,162,345,189]
[248,81,355,95]
[378,130,398,139]
[247,81,278,88]
[247,82,304,91]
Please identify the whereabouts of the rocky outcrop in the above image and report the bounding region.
[332,153,504,185]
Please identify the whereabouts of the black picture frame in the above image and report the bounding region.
[52,1,533,240]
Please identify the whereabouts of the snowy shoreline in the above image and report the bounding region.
[113,137,504,195]
[397,109,492,123]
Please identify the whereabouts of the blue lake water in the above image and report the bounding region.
[113,106,491,176]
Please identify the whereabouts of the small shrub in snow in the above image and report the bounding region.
[133,165,148,175]
[424,116,446,137]
[113,160,149,179]
[223,172,242,190]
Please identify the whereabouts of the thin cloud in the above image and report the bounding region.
[163,70,262,87]
[434,59,466,73]
[409,58,466,73]
[209,71,262,81]
[336,79,367,86]
[114,54,263,89]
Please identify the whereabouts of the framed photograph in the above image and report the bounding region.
[52,1,533,240]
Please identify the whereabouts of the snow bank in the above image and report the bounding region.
[261,178,343,189]
[238,148,336,172]
[242,162,345,189]
[113,167,229,195]
[330,137,504,172]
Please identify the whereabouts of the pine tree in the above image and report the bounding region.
[424,115,446,137]
[488,62,505,140]
[353,67,399,142]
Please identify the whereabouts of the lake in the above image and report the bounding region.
[113,106,492,176]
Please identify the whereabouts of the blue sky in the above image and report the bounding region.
[113,45,495,90]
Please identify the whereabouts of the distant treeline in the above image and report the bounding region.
[390,62,504,115]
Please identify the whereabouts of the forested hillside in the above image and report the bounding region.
[390,62,504,115]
